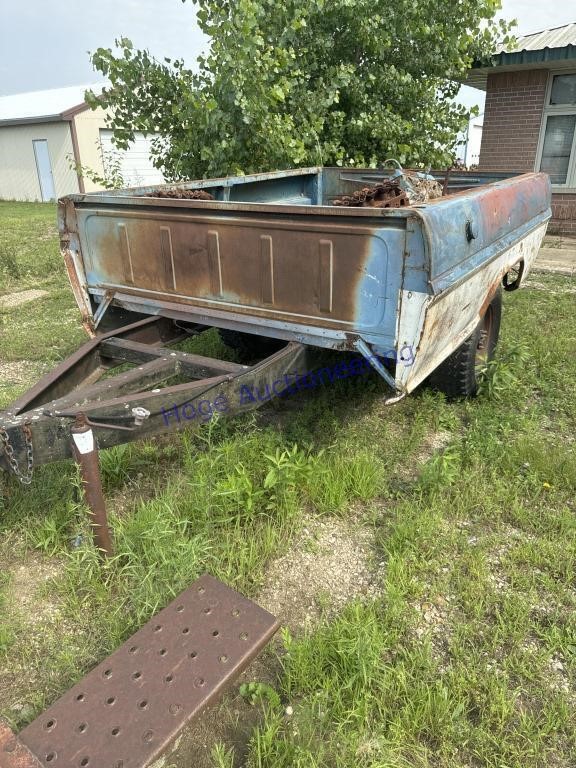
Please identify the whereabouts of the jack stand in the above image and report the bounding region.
[71,413,114,558]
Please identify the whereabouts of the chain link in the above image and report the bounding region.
[0,423,34,485]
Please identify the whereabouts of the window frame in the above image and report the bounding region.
[535,70,576,192]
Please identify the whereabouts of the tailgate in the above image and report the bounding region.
[67,202,406,341]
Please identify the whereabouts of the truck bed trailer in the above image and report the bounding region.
[0,166,551,767]
[1,167,551,478]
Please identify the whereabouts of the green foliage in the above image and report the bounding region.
[240,681,282,709]
[0,572,14,655]
[418,445,461,493]
[99,443,154,490]
[88,1,513,179]
[0,244,20,281]
[68,141,126,190]
[0,202,61,293]
[477,341,532,400]
[306,448,385,513]
[211,743,235,768]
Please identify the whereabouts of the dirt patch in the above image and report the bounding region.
[157,679,277,768]
[0,549,69,722]
[0,360,46,384]
[0,360,50,407]
[0,290,48,309]
[0,360,30,381]
[523,278,576,294]
[415,429,452,464]
[156,515,380,767]
[391,428,454,488]
[257,516,379,631]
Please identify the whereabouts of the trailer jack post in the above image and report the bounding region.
[71,413,114,558]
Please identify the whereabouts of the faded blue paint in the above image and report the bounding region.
[415,173,551,291]
[62,167,552,394]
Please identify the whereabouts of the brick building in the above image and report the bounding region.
[468,23,576,236]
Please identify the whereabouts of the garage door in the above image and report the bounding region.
[99,129,165,187]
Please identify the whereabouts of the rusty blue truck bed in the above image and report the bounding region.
[59,167,551,396]
[0,167,553,763]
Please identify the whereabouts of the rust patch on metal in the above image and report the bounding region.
[479,286,498,320]
[159,227,176,291]
[62,248,94,336]
[146,188,214,200]
[77,211,377,328]
[0,720,42,768]
[333,179,409,208]
[18,575,279,768]
[259,235,274,305]
[318,240,333,313]
[479,272,506,320]
[59,199,94,335]
[118,224,134,285]
[71,414,115,557]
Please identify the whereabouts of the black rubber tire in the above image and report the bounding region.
[430,289,502,398]
[218,328,282,359]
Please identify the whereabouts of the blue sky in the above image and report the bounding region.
[0,0,574,109]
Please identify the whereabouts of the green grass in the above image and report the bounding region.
[0,570,15,654]
[0,202,575,765]
[0,202,63,290]
[0,202,85,407]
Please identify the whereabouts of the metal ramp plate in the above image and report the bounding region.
[16,574,279,768]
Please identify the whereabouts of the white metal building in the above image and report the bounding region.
[0,84,164,201]
[456,113,484,168]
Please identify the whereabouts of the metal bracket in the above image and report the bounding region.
[92,291,115,330]
[353,338,397,391]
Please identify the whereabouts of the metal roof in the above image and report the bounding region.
[467,22,576,90]
[0,83,105,126]
[499,22,576,52]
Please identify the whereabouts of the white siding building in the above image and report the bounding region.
[0,84,164,201]
[456,113,484,168]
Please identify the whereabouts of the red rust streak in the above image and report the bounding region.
[0,720,42,768]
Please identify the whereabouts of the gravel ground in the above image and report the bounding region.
[0,290,48,309]
[257,515,380,631]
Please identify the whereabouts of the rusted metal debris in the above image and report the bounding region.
[333,179,410,208]
[146,188,214,200]
[0,720,42,768]
[14,574,280,768]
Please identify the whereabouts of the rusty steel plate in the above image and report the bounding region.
[0,719,43,768]
[18,574,279,768]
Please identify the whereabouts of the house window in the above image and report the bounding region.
[538,73,576,187]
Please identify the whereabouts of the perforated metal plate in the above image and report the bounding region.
[18,574,279,768]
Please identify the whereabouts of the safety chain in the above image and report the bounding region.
[0,423,34,485]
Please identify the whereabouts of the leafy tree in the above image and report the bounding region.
[88,0,513,180]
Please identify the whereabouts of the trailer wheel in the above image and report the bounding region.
[430,289,502,398]
[219,329,282,359]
